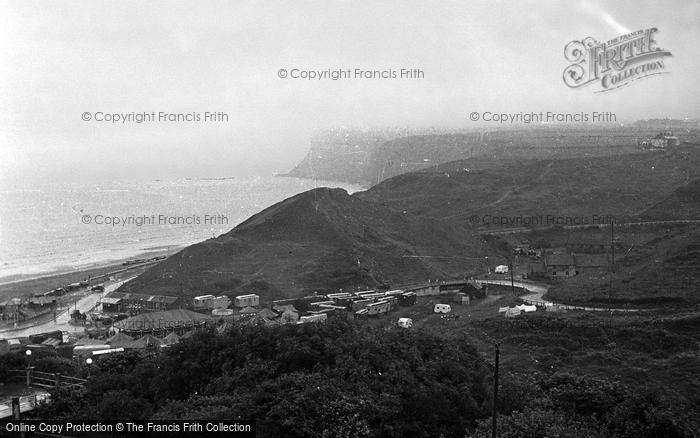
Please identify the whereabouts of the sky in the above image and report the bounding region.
[1,0,698,186]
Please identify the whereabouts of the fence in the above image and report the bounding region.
[6,368,87,389]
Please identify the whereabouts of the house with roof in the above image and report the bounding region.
[0,298,23,321]
[106,332,134,348]
[112,309,210,336]
[100,291,179,313]
[161,332,181,346]
[272,304,298,314]
[28,296,57,307]
[366,300,391,316]
[527,261,547,280]
[460,280,488,299]
[237,306,260,318]
[246,314,282,327]
[257,307,279,320]
[279,308,300,324]
[544,253,576,277]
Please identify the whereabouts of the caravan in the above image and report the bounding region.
[397,318,413,328]
[433,304,451,314]
[495,265,509,274]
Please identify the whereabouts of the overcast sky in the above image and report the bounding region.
[1,0,698,186]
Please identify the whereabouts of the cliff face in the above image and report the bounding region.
[120,145,700,303]
[286,124,700,187]
[284,128,412,185]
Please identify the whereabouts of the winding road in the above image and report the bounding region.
[475,278,641,312]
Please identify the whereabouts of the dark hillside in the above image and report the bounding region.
[120,146,700,304]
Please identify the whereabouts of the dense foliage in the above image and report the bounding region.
[3,316,696,437]
[22,320,493,437]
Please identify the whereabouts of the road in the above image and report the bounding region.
[0,276,135,340]
[475,279,642,312]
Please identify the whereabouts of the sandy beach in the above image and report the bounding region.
[0,246,180,303]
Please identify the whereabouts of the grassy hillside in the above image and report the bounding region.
[119,146,700,304]
[640,178,700,221]
[118,188,483,300]
[545,224,700,305]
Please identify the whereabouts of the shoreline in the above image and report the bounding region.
[0,246,182,302]
[0,245,183,287]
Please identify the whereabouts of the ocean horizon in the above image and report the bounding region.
[0,175,362,284]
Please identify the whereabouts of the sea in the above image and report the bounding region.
[0,176,362,284]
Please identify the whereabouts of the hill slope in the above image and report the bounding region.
[120,146,700,303]
[640,178,700,221]
[118,188,482,300]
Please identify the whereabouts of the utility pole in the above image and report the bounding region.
[609,221,615,325]
[491,343,500,438]
[611,221,615,267]
[509,257,515,296]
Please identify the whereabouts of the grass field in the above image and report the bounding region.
[365,292,700,411]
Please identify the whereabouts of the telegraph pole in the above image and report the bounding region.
[491,343,500,438]
[609,221,615,325]
[509,258,515,296]
[611,221,615,267]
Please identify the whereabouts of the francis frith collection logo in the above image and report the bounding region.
[563,28,672,92]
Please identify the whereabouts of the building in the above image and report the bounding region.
[112,309,211,336]
[460,281,488,299]
[639,131,681,150]
[272,303,298,313]
[299,313,327,324]
[349,299,373,311]
[545,253,576,277]
[527,261,547,280]
[100,292,179,313]
[453,293,470,305]
[326,292,353,303]
[193,294,231,310]
[238,306,260,318]
[257,307,278,320]
[398,292,417,306]
[366,300,391,316]
[279,309,300,324]
[272,304,300,324]
[0,298,23,321]
[234,294,259,308]
[542,251,609,277]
